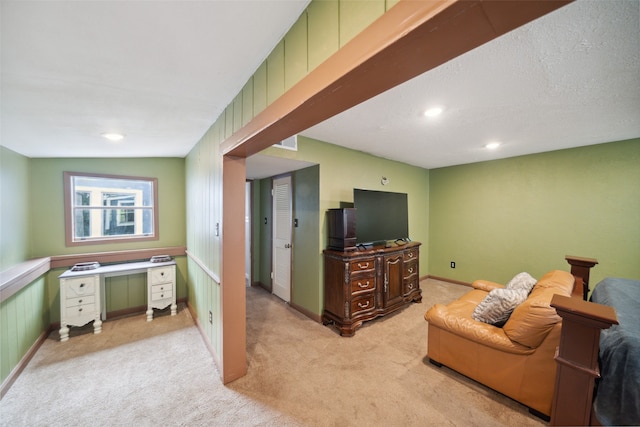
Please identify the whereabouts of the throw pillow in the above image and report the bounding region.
[505,272,537,294]
[472,288,529,327]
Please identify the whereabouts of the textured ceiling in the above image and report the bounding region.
[1,0,638,172]
[301,0,640,169]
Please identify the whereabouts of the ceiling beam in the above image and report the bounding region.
[221,0,572,158]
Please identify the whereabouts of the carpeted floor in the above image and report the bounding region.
[0,279,546,426]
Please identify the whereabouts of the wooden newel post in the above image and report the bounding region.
[565,255,598,300]
[550,295,618,426]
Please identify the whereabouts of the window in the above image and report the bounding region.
[64,172,158,246]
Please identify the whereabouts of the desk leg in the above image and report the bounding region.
[146,307,153,322]
[100,275,107,321]
[60,324,69,342]
[171,302,177,316]
[93,316,102,334]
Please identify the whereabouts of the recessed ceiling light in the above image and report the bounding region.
[101,132,125,142]
[424,107,443,118]
[485,142,501,150]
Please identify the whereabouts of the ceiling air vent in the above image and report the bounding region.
[273,135,297,151]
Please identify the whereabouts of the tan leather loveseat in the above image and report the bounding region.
[424,270,575,418]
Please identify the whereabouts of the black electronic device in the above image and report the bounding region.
[353,188,409,246]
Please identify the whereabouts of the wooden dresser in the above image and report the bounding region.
[323,242,421,336]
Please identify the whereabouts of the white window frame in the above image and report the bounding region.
[64,172,159,246]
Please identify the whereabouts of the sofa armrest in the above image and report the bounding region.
[425,304,533,355]
[472,280,505,293]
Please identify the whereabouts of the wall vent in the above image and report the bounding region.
[273,135,298,151]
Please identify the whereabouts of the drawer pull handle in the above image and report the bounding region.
[408,253,414,258]
[408,283,414,290]
[80,283,85,288]
[161,294,164,298]
[161,272,165,276]
[79,299,83,303]
[357,262,369,269]
[408,267,414,273]
[358,281,369,289]
[357,301,370,309]
[78,308,83,312]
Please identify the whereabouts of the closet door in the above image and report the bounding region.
[272,175,292,302]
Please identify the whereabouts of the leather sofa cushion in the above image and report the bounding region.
[425,290,534,355]
[502,270,574,348]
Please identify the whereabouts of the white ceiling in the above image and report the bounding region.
[1,1,639,174]
[1,0,310,158]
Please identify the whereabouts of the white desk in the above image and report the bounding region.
[58,260,176,341]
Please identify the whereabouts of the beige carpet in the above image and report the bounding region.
[0,279,546,426]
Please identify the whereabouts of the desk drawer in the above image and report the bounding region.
[151,284,173,302]
[65,302,97,320]
[64,276,97,297]
[65,295,96,308]
[149,266,175,285]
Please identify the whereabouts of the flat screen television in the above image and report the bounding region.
[353,188,409,246]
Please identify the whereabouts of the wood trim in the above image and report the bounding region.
[221,0,571,158]
[221,155,247,383]
[0,257,51,303]
[290,301,322,323]
[0,325,53,398]
[185,250,221,284]
[252,281,272,293]
[426,275,472,287]
[50,246,186,269]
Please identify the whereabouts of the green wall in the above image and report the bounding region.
[30,158,186,257]
[0,147,49,386]
[428,139,640,288]
[185,123,224,358]
[0,146,31,270]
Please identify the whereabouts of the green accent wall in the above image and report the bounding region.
[185,122,224,358]
[428,139,640,288]
[1,146,31,270]
[0,276,48,385]
[29,158,186,257]
[0,147,48,386]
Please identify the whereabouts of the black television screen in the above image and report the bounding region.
[353,189,409,245]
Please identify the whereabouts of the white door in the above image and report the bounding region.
[245,181,251,287]
[272,175,292,302]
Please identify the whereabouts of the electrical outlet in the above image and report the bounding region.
[209,311,213,324]
[450,261,456,269]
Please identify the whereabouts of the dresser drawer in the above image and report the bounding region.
[65,295,96,308]
[350,258,375,274]
[149,266,175,285]
[351,295,375,316]
[403,260,418,278]
[404,277,419,295]
[63,276,97,297]
[350,276,375,294]
[404,248,418,262]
